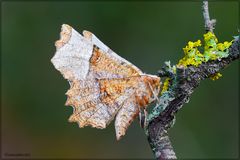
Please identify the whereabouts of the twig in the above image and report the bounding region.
[145,1,239,159]
[202,1,216,32]
[147,30,239,160]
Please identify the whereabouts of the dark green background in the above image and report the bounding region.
[1,1,239,159]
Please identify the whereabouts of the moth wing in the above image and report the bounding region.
[67,78,136,129]
[115,95,139,140]
[83,30,143,78]
[51,24,143,132]
[51,24,93,81]
[51,24,143,82]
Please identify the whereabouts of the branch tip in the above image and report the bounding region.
[202,1,216,32]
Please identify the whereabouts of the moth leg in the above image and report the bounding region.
[143,109,148,128]
[138,108,145,128]
[138,107,148,128]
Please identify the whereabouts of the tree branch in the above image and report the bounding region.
[144,1,239,159]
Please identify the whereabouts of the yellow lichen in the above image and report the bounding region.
[217,41,233,51]
[203,32,232,61]
[177,32,233,81]
[178,40,204,67]
[204,32,218,43]
[203,32,218,61]
[161,78,170,95]
[210,73,222,81]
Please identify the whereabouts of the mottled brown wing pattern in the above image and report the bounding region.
[89,46,141,79]
[67,78,137,129]
[51,24,161,140]
[115,94,139,140]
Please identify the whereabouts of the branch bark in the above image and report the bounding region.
[144,1,239,159]
[202,1,216,32]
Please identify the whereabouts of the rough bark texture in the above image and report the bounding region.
[145,1,239,159]
[202,1,216,32]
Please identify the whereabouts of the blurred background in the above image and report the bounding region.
[1,1,239,159]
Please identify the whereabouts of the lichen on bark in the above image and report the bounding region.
[144,1,239,159]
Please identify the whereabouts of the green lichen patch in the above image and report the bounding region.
[203,32,232,61]
[164,61,177,74]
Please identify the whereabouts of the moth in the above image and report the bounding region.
[51,24,161,140]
